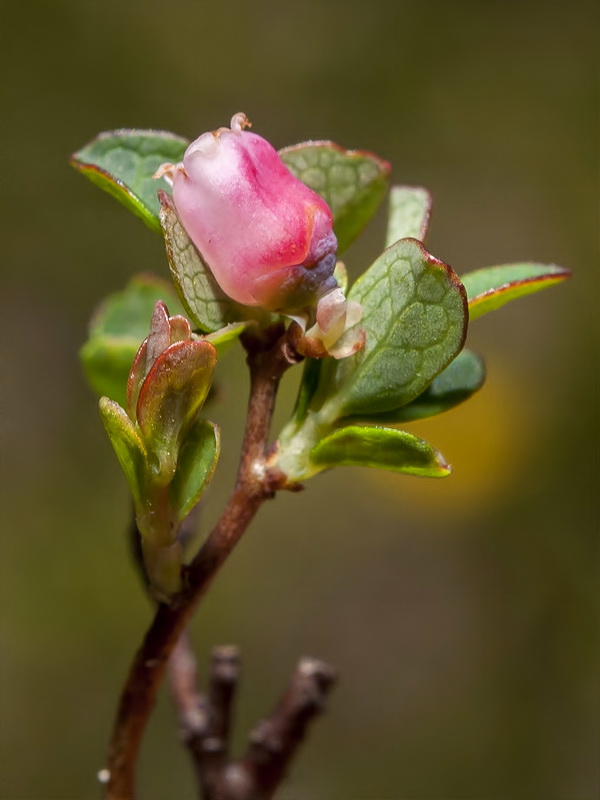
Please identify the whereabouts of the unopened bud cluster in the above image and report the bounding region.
[100,302,217,600]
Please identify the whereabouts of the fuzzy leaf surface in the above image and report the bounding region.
[317,238,468,419]
[80,274,186,407]
[170,420,220,520]
[280,142,391,253]
[71,130,187,231]
[310,425,451,477]
[385,186,432,246]
[462,263,570,321]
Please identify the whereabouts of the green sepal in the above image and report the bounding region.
[355,349,486,424]
[462,263,570,321]
[333,261,349,293]
[99,397,147,506]
[80,274,187,407]
[170,419,221,520]
[158,191,254,333]
[136,340,216,483]
[280,142,391,253]
[287,260,352,427]
[317,238,468,419]
[385,185,432,247]
[309,425,451,478]
[70,130,187,231]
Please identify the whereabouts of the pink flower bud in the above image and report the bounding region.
[155,113,338,313]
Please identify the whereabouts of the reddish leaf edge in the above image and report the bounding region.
[279,140,392,175]
[468,267,571,308]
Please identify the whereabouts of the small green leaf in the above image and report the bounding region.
[80,274,186,407]
[82,339,143,411]
[158,191,247,332]
[309,425,451,477]
[99,397,147,506]
[357,349,486,424]
[462,263,570,321]
[136,340,216,482]
[318,239,468,419]
[280,142,391,253]
[204,321,252,348]
[88,274,186,341]
[292,359,324,426]
[71,130,188,231]
[170,419,220,520]
[385,186,432,247]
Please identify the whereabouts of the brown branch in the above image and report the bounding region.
[207,646,240,758]
[167,637,242,800]
[196,646,241,799]
[223,658,337,800]
[105,323,300,800]
[169,642,241,798]
[167,633,211,790]
[171,652,337,800]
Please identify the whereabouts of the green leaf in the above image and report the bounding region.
[136,340,216,482]
[385,186,432,247]
[170,419,220,520]
[71,130,188,232]
[356,349,486,424]
[158,191,248,332]
[309,425,451,477]
[80,274,187,407]
[88,274,186,341]
[318,239,468,419]
[462,263,570,321]
[204,321,252,348]
[72,132,392,251]
[280,142,391,253]
[99,397,147,506]
[292,359,324,426]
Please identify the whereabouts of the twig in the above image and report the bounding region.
[168,633,211,790]
[207,646,240,760]
[196,647,241,798]
[169,643,241,798]
[105,323,299,800]
[220,658,337,800]
[176,652,337,800]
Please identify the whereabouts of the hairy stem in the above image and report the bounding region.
[105,324,297,800]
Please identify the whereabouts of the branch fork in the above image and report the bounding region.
[171,643,336,800]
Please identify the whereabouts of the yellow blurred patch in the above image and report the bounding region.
[366,356,536,524]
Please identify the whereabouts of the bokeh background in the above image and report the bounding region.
[1,1,598,798]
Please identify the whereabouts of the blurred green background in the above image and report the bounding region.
[1,1,598,798]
